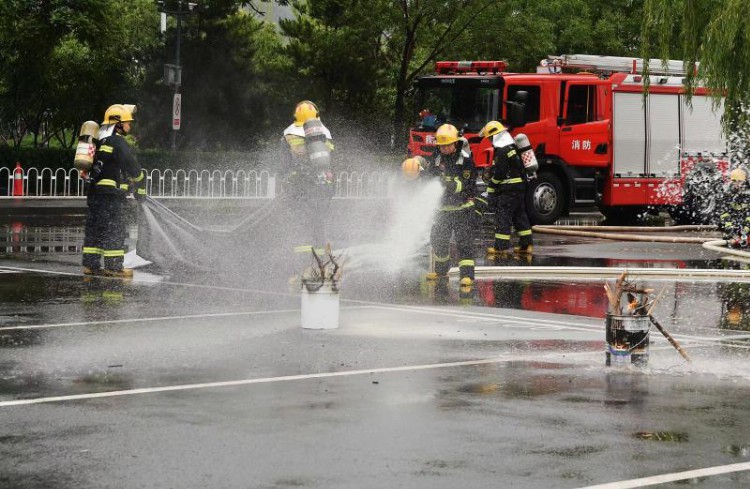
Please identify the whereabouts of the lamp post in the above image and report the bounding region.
[158,1,198,151]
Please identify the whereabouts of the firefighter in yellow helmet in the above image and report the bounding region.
[417,123,477,287]
[479,120,533,257]
[281,101,336,263]
[81,104,146,278]
[719,167,750,248]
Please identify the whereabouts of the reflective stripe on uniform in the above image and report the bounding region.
[132,170,145,182]
[99,145,114,153]
[500,177,523,184]
[137,188,146,195]
[491,177,502,184]
[102,250,125,258]
[433,254,451,263]
[487,187,496,193]
[453,178,463,194]
[518,229,532,236]
[506,149,517,158]
[83,247,102,255]
[458,259,475,268]
[495,233,511,240]
[440,201,475,211]
[96,179,118,187]
[120,184,129,191]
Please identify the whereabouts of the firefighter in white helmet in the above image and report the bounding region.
[281,100,336,262]
[416,123,477,287]
[479,120,533,257]
[81,104,146,278]
[719,167,750,248]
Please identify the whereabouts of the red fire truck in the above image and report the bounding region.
[407,55,728,224]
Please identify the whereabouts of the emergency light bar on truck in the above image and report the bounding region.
[435,61,508,75]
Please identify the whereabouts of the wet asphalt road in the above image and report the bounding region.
[2,216,750,488]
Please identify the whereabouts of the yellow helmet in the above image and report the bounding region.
[730,168,747,182]
[294,100,319,126]
[102,104,136,125]
[435,124,459,146]
[401,156,425,180]
[478,120,506,138]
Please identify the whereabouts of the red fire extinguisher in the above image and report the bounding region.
[13,163,24,197]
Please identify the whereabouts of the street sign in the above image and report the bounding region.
[172,93,181,130]
[164,64,181,87]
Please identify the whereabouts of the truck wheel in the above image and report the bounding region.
[526,172,564,225]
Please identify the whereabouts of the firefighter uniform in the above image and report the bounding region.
[82,104,145,277]
[480,121,532,255]
[719,168,750,247]
[281,101,335,258]
[424,124,477,285]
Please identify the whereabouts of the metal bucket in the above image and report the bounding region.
[605,314,650,366]
[301,281,339,330]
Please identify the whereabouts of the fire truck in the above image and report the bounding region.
[407,55,728,224]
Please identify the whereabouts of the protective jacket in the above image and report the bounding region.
[487,131,525,195]
[719,187,750,241]
[90,131,145,194]
[426,140,477,211]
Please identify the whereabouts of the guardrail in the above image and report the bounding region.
[1,167,394,199]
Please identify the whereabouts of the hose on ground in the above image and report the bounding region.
[533,224,750,259]
[532,224,717,243]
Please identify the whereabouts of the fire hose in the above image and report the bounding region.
[533,224,750,258]
[531,224,717,244]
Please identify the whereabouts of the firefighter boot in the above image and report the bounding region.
[103,268,134,279]
[459,277,473,288]
[486,247,512,260]
[513,245,533,255]
[83,267,102,276]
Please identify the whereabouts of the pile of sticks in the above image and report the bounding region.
[603,271,658,316]
[301,244,345,293]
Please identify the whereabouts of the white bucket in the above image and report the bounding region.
[301,282,340,329]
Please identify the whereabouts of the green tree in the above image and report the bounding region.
[139,4,290,150]
[0,0,158,148]
[642,0,746,122]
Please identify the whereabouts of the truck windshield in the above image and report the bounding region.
[416,85,500,133]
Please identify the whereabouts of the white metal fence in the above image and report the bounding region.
[1,167,394,199]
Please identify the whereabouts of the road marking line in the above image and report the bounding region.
[0,265,78,276]
[0,264,295,297]
[577,461,750,488]
[0,307,371,332]
[0,350,598,408]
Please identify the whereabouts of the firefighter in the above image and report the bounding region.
[479,120,533,257]
[719,168,750,248]
[281,100,335,262]
[82,104,146,278]
[422,123,477,287]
